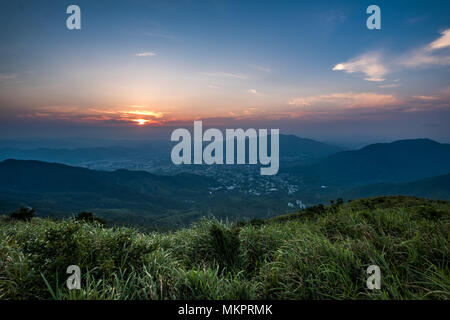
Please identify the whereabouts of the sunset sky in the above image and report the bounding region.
[0,0,449,145]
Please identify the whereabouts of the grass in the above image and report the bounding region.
[0,196,448,300]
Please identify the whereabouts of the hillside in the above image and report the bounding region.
[343,173,450,201]
[0,159,214,194]
[286,139,450,186]
[0,159,299,227]
[0,159,218,226]
[0,196,448,300]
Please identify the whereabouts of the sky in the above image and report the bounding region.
[0,0,449,145]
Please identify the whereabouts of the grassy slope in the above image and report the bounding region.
[0,196,448,300]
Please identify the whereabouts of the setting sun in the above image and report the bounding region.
[133,119,149,125]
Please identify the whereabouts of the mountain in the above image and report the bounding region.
[0,141,171,165]
[278,135,345,158]
[0,159,219,225]
[342,173,450,201]
[0,159,296,226]
[0,135,344,170]
[0,159,213,195]
[286,139,450,186]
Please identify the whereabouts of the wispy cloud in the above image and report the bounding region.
[250,65,272,73]
[288,92,400,109]
[400,52,450,68]
[199,72,248,80]
[0,73,18,81]
[134,52,156,57]
[378,83,400,88]
[26,105,166,125]
[247,88,259,95]
[400,29,450,67]
[143,32,175,40]
[332,53,387,82]
[334,29,450,81]
[121,109,164,118]
[413,95,439,101]
[426,29,450,51]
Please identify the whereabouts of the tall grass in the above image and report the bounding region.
[0,196,448,300]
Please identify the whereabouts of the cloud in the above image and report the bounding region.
[250,65,272,73]
[400,50,450,67]
[0,73,18,81]
[199,72,248,80]
[334,29,450,81]
[288,92,400,109]
[399,28,450,67]
[25,105,166,125]
[332,53,387,82]
[426,29,450,51]
[413,95,439,101]
[403,88,450,112]
[134,52,156,57]
[378,83,400,88]
[143,32,175,40]
[121,109,164,118]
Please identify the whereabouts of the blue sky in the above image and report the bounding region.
[0,0,449,144]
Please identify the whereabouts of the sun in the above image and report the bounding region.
[133,119,149,125]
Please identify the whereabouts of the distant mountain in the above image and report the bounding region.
[278,135,345,160]
[0,135,344,170]
[286,139,450,186]
[342,173,450,201]
[0,141,171,165]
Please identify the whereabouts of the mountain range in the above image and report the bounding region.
[0,137,449,227]
[286,139,450,186]
[0,134,345,169]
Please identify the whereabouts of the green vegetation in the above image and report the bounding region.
[0,196,448,300]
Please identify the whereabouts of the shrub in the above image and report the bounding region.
[75,212,106,225]
[10,207,35,221]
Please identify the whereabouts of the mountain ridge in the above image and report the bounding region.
[286,138,450,186]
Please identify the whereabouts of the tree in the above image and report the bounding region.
[10,207,35,221]
[76,212,106,225]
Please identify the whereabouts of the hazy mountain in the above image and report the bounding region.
[0,141,170,164]
[278,135,345,161]
[286,139,450,186]
[0,135,344,170]
[2,138,449,226]
[343,173,450,201]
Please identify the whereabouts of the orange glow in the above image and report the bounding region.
[124,110,163,118]
[133,119,149,125]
